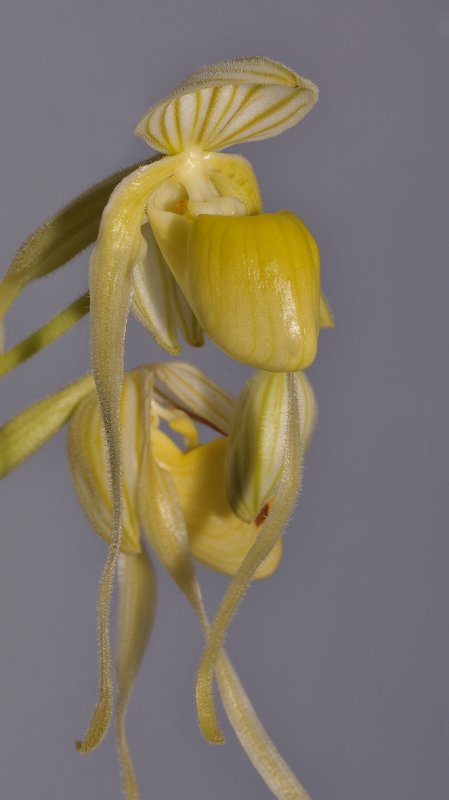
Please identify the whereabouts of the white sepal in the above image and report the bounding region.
[135,56,318,154]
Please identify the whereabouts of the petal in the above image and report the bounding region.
[152,433,282,578]
[115,548,157,800]
[154,361,236,435]
[0,291,90,377]
[131,225,203,353]
[196,373,303,743]
[0,158,156,323]
[139,435,312,797]
[135,56,318,154]
[184,211,320,371]
[0,374,93,479]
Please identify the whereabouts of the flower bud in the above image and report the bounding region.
[226,370,317,522]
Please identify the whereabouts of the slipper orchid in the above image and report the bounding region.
[0,57,334,800]
[0,361,317,800]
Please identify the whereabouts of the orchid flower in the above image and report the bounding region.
[0,361,317,800]
[0,56,334,796]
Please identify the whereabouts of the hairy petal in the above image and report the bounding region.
[78,155,184,752]
[115,548,157,800]
[0,158,156,322]
[196,373,303,743]
[140,420,311,799]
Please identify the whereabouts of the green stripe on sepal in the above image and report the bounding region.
[226,370,317,523]
[135,56,318,154]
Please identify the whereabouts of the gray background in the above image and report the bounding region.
[1,1,448,798]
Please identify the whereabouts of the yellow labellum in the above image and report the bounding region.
[152,431,281,578]
[184,211,320,371]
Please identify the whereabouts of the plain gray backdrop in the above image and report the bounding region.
[1,1,448,798]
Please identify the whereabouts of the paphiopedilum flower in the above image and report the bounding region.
[0,57,333,795]
[0,361,317,800]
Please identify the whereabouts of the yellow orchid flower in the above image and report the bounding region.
[0,361,317,800]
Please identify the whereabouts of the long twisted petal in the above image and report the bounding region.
[78,156,184,752]
[115,548,157,800]
[196,373,302,742]
[139,414,311,798]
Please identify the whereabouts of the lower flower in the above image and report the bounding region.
[0,360,316,800]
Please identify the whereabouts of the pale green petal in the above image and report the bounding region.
[154,361,236,435]
[115,548,157,800]
[196,373,303,743]
[0,292,89,377]
[0,158,156,322]
[78,155,184,752]
[0,374,93,479]
[135,57,318,154]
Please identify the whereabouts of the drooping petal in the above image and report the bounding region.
[154,361,236,435]
[152,432,281,578]
[115,548,157,800]
[196,373,303,743]
[139,422,311,798]
[0,292,90,377]
[135,56,318,154]
[227,370,317,522]
[183,211,320,371]
[131,225,203,353]
[79,155,184,752]
[0,158,156,323]
[0,374,93,479]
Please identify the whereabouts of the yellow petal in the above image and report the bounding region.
[184,211,320,371]
[196,373,302,743]
[0,374,93,479]
[115,548,157,800]
[135,56,317,154]
[152,432,281,579]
